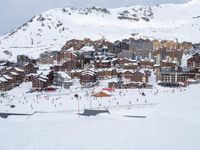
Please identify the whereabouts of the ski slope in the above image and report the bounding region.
[0,77,200,150]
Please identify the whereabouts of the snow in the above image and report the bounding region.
[0,77,7,82]
[37,69,51,76]
[0,81,200,150]
[0,0,200,61]
[81,71,96,76]
[38,77,47,82]
[14,67,24,72]
[3,75,13,80]
[96,60,111,63]
[0,68,199,150]
[0,1,200,149]
[10,72,19,75]
[181,53,191,67]
[121,70,134,73]
[81,69,97,76]
[79,46,95,52]
[57,71,71,79]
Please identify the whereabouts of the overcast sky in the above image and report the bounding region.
[0,0,189,35]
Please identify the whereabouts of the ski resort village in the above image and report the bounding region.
[0,0,200,150]
[0,38,199,111]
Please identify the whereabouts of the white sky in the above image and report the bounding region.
[0,0,189,35]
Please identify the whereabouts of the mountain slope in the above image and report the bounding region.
[0,0,200,61]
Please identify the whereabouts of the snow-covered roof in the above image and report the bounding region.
[70,70,75,73]
[57,72,71,79]
[97,68,115,72]
[37,70,51,76]
[67,47,74,52]
[0,62,7,66]
[125,58,137,62]
[124,63,138,66]
[111,58,119,62]
[38,77,47,82]
[95,60,111,63]
[157,80,162,84]
[172,60,177,64]
[123,81,144,85]
[39,74,48,80]
[107,68,113,71]
[14,67,25,72]
[6,67,12,70]
[3,75,13,80]
[162,60,176,63]
[154,64,160,67]
[102,45,108,49]
[11,72,19,75]
[0,77,8,82]
[81,69,97,76]
[79,46,95,52]
[121,70,134,73]
[0,66,6,70]
[81,71,96,76]
[98,68,103,72]
[23,63,30,67]
[25,73,36,77]
[133,70,144,75]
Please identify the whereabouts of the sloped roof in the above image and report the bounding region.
[10,72,19,75]
[38,77,47,82]
[79,46,95,52]
[14,67,25,72]
[57,72,71,79]
[93,90,111,97]
[0,77,7,82]
[81,71,96,76]
[81,69,97,76]
[3,75,13,80]
[133,71,144,76]
[121,70,134,74]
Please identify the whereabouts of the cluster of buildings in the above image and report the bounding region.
[37,38,192,65]
[157,53,200,87]
[0,59,37,91]
[0,37,199,91]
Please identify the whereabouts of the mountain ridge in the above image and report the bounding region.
[0,0,200,61]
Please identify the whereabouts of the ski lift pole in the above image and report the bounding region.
[78,97,80,116]
[74,94,80,116]
[89,93,92,110]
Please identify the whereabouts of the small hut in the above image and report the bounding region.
[93,90,111,97]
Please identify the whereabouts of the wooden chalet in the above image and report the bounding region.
[97,68,117,79]
[50,60,77,72]
[187,53,200,70]
[121,70,148,83]
[123,63,138,70]
[160,60,177,68]
[59,50,77,64]
[17,55,36,64]
[80,69,97,86]
[138,59,154,69]
[22,63,37,74]
[32,76,49,90]
[0,77,9,91]
[95,60,111,68]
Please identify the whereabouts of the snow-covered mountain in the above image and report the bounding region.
[0,0,200,61]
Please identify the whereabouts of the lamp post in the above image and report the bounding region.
[74,94,80,116]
